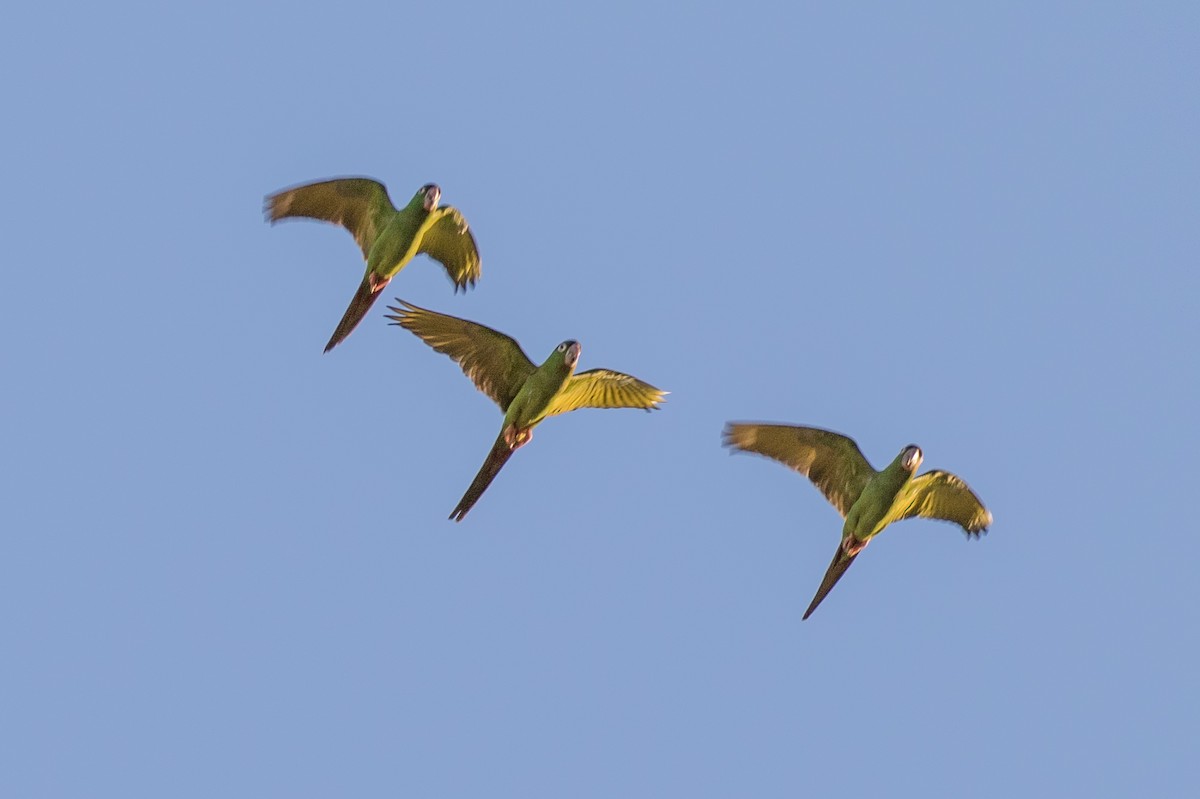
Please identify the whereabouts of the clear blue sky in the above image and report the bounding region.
[2,2,1197,796]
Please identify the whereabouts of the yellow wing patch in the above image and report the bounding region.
[544,369,667,417]
[895,470,992,536]
[417,206,481,292]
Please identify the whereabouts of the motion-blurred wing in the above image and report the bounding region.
[894,470,992,536]
[386,300,535,411]
[543,369,667,416]
[264,177,396,259]
[722,423,876,518]
[417,206,482,292]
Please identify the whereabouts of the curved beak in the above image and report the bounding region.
[904,447,923,471]
[566,341,581,367]
[423,185,441,211]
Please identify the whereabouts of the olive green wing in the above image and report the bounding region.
[722,423,876,518]
[264,177,397,259]
[385,300,535,411]
[893,470,992,536]
[417,206,482,292]
[542,369,667,416]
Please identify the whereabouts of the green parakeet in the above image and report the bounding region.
[722,423,991,619]
[265,177,480,352]
[386,300,667,521]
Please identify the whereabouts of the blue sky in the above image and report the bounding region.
[2,2,1197,796]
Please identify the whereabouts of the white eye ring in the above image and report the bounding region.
[557,343,567,352]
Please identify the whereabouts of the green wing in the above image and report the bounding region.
[264,177,396,259]
[543,369,667,416]
[893,470,992,536]
[722,423,876,518]
[385,300,535,411]
[417,206,482,292]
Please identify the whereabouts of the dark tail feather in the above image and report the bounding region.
[802,543,860,620]
[324,276,386,352]
[450,434,515,522]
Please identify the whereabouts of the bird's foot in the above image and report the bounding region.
[843,536,869,557]
[503,426,532,450]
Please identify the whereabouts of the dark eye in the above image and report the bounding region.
[556,343,566,352]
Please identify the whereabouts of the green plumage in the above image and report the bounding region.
[722,423,991,619]
[387,300,668,521]
[265,177,480,352]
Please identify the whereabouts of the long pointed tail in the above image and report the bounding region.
[324,275,387,352]
[803,542,860,620]
[450,433,515,522]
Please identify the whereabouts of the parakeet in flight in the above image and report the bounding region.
[265,177,480,352]
[722,423,991,619]
[387,300,667,521]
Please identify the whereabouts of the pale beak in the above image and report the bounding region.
[907,449,923,471]
[423,186,441,211]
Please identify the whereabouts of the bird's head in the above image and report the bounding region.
[420,183,441,211]
[900,445,923,473]
[554,340,581,370]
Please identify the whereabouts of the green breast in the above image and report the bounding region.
[844,469,912,540]
[505,366,571,430]
[368,213,425,274]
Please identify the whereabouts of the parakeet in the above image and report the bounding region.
[265,177,480,352]
[387,300,667,521]
[722,423,991,619]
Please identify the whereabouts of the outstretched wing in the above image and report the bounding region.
[543,369,667,417]
[385,300,535,411]
[264,177,397,259]
[722,423,876,518]
[417,206,482,292]
[893,470,992,536]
